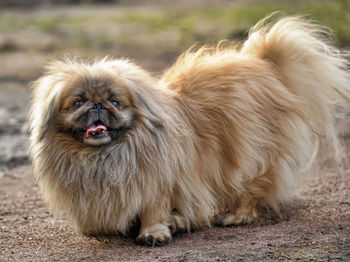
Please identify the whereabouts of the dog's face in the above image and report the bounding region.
[58,76,135,146]
[30,59,161,146]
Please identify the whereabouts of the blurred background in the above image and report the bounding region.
[0,0,349,172]
[1,0,349,75]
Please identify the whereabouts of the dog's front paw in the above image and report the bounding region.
[136,223,172,246]
[169,212,189,235]
[215,207,258,226]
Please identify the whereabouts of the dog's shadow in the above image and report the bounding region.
[251,200,303,227]
[88,200,304,247]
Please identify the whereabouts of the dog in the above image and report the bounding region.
[28,15,350,246]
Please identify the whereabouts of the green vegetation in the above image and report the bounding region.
[0,0,349,52]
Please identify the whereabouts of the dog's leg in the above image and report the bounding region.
[218,193,258,226]
[168,209,191,236]
[136,208,171,246]
[216,168,279,226]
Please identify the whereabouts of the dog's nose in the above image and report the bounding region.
[92,103,104,110]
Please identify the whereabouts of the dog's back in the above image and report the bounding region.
[162,15,350,227]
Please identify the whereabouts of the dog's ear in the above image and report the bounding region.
[132,90,162,129]
[108,59,163,129]
[29,75,62,141]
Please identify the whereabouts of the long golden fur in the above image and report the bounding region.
[29,16,350,245]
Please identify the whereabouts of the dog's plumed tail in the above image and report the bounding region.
[242,16,350,162]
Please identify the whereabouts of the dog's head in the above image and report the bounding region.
[29,59,161,146]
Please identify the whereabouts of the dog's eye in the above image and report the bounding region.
[73,100,84,110]
[111,99,120,109]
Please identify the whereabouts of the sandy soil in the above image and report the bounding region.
[0,4,350,261]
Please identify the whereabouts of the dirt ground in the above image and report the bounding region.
[1,3,350,262]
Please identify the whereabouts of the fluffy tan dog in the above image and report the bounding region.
[29,16,350,246]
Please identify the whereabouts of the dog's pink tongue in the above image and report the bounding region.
[85,124,107,138]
